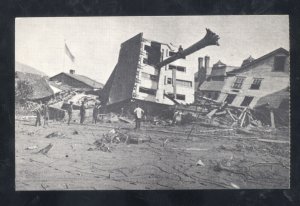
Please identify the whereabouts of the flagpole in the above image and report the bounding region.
[63,39,66,73]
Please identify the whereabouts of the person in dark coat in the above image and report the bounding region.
[34,101,42,126]
[43,102,49,126]
[80,101,86,124]
[67,101,73,125]
[92,102,101,124]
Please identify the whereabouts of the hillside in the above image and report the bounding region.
[15,62,47,77]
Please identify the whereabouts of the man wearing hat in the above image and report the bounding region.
[67,101,73,125]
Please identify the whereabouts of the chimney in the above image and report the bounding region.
[69,69,75,74]
[197,57,207,87]
[205,56,210,70]
[198,57,204,80]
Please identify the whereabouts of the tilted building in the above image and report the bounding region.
[196,47,290,109]
[101,33,195,113]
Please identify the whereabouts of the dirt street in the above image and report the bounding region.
[15,118,290,190]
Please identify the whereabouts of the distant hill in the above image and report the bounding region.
[15,62,47,77]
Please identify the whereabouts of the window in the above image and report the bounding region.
[144,45,151,52]
[274,55,286,71]
[232,77,245,89]
[139,87,156,96]
[168,65,186,72]
[150,74,158,81]
[169,51,177,56]
[176,94,186,101]
[240,96,254,107]
[176,79,192,87]
[224,94,237,104]
[143,58,148,64]
[169,65,176,70]
[141,72,150,78]
[167,78,173,84]
[177,66,186,72]
[250,78,263,90]
[141,72,158,81]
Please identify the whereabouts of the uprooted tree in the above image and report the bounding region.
[15,80,33,104]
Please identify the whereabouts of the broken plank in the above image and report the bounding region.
[257,139,290,144]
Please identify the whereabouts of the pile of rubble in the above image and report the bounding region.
[88,129,151,152]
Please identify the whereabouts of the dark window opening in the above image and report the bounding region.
[169,51,177,56]
[143,58,148,64]
[250,78,263,90]
[232,77,245,89]
[176,79,192,87]
[176,94,186,101]
[139,87,156,96]
[144,45,151,52]
[167,78,173,84]
[224,94,236,104]
[274,55,286,72]
[168,65,186,72]
[150,75,158,81]
[240,96,254,107]
[169,65,176,70]
[177,66,186,72]
[211,92,220,100]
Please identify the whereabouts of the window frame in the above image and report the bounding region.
[250,78,263,90]
[232,76,246,89]
[240,96,254,107]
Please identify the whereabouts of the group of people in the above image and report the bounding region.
[66,100,102,125]
[33,101,49,127]
[33,99,146,130]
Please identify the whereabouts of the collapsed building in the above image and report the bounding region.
[101,29,220,115]
[192,47,290,128]
[195,48,289,109]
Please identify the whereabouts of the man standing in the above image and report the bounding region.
[134,103,144,130]
[92,102,101,124]
[80,101,86,124]
[67,101,73,125]
[34,101,42,126]
[43,102,49,126]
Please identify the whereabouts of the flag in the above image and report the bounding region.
[65,43,75,62]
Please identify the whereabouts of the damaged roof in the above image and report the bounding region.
[198,80,225,91]
[255,87,289,109]
[16,71,54,100]
[228,47,289,74]
[50,72,104,89]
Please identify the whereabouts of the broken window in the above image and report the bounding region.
[224,94,236,104]
[176,66,186,72]
[250,78,263,90]
[232,76,245,89]
[274,55,286,72]
[168,65,186,72]
[176,79,192,87]
[176,94,186,101]
[167,78,173,84]
[139,87,156,96]
[143,58,148,64]
[240,96,254,107]
[150,74,158,81]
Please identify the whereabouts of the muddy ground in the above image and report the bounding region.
[15,116,290,190]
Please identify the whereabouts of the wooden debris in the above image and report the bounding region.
[37,143,53,155]
[119,117,134,124]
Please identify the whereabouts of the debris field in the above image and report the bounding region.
[15,117,289,190]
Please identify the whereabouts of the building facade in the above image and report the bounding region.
[196,48,290,109]
[102,33,195,111]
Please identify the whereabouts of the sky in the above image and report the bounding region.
[15,16,289,84]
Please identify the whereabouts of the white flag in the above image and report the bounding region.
[65,43,75,62]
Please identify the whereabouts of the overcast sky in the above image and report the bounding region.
[15,16,289,84]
